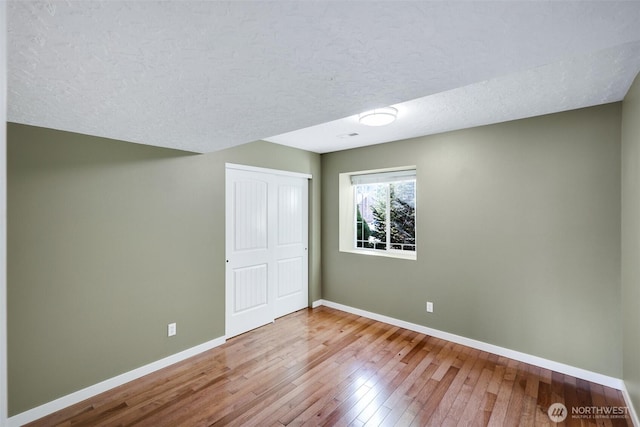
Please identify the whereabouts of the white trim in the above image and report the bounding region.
[338,172,354,253]
[225,163,312,180]
[8,336,226,427]
[350,169,416,185]
[314,299,624,390]
[622,383,640,427]
[340,248,417,261]
[311,300,323,308]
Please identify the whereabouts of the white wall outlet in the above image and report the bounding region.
[426,302,434,313]
[168,322,177,337]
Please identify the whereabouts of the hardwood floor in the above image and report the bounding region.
[28,306,632,426]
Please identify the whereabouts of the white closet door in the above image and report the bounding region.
[225,166,308,338]
[273,175,308,318]
[225,169,274,338]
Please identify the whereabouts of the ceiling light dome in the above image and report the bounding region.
[359,107,398,126]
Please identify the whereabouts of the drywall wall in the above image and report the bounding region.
[7,124,321,415]
[321,103,622,377]
[622,73,640,414]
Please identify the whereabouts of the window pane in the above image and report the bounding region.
[389,181,416,251]
[355,183,386,250]
[347,169,417,258]
[354,177,416,253]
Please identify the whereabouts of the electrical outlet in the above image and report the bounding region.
[426,302,434,313]
[168,322,177,337]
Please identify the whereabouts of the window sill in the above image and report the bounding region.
[340,248,417,261]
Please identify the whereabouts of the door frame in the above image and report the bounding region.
[225,163,311,338]
[226,163,312,180]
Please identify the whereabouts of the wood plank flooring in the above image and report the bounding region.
[27,307,632,426]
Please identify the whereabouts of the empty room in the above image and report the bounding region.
[2,1,640,426]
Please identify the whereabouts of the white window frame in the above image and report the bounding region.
[339,166,417,261]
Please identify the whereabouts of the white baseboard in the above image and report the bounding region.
[622,383,640,427]
[315,299,624,390]
[8,336,226,427]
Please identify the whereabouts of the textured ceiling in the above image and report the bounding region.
[8,1,640,154]
[268,41,640,153]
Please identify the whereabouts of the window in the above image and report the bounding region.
[347,169,416,258]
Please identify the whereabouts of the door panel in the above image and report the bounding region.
[277,257,303,298]
[233,264,268,313]
[277,184,303,245]
[233,180,268,252]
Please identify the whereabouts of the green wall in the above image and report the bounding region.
[622,74,640,415]
[321,103,622,377]
[7,123,321,415]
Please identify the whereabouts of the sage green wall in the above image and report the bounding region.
[7,123,321,415]
[321,104,622,377]
[622,73,640,414]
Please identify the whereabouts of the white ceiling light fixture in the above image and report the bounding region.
[358,107,398,126]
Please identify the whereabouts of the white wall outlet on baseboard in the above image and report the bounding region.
[168,322,177,337]
[426,302,434,313]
